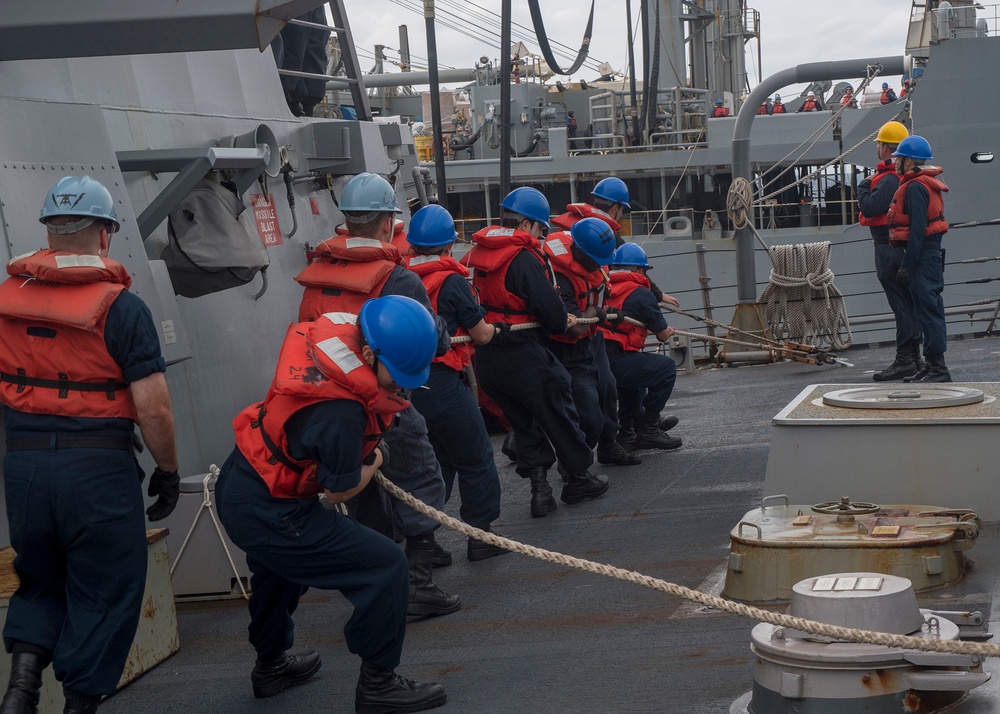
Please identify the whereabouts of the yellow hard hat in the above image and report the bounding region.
[876,121,909,145]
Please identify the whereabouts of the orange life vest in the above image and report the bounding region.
[543,233,607,344]
[550,203,621,234]
[887,167,949,246]
[233,315,409,499]
[404,254,475,371]
[599,271,652,352]
[802,98,819,112]
[772,103,786,114]
[858,160,897,228]
[467,226,551,326]
[711,106,729,118]
[295,235,402,321]
[0,249,138,421]
[756,104,770,116]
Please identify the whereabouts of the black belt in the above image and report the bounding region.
[6,435,133,452]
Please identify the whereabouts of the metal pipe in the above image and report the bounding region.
[412,165,432,207]
[731,55,907,303]
[499,0,512,197]
[327,67,476,89]
[423,0,447,200]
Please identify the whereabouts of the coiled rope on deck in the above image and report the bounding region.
[374,471,1000,658]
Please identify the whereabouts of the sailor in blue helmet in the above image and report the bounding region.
[598,243,682,452]
[711,98,730,117]
[215,295,447,714]
[541,217,641,471]
[403,205,507,561]
[880,82,898,105]
[294,172,460,617]
[468,187,609,518]
[887,135,952,382]
[0,176,180,714]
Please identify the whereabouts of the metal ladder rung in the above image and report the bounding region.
[286,17,345,33]
[277,68,357,83]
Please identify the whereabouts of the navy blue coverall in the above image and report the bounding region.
[605,287,677,422]
[899,182,947,357]
[475,251,593,477]
[407,274,501,530]
[215,400,409,669]
[858,172,921,350]
[2,292,162,696]
[273,7,331,115]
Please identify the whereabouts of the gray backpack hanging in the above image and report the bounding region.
[161,178,270,298]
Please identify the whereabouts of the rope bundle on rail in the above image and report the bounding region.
[758,242,852,351]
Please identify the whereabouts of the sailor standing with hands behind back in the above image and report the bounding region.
[0,176,180,714]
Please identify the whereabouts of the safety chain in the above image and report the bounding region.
[169,465,249,600]
[374,472,1000,658]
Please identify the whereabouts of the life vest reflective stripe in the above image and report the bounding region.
[858,161,897,227]
[550,204,622,233]
[295,235,402,321]
[543,233,607,344]
[887,167,949,245]
[467,226,550,326]
[404,253,475,371]
[598,271,651,352]
[233,315,409,499]
[0,249,137,420]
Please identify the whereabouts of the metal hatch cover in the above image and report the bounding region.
[821,385,985,409]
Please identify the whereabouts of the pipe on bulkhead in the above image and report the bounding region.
[730,55,907,303]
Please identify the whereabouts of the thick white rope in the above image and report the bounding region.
[374,471,1000,658]
[169,465,249,600]
[758,242,852,351]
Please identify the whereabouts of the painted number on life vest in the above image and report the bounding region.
[251,193,283,247]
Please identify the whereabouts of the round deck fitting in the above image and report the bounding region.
[821,385,984,409]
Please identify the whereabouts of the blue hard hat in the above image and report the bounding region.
[359,295,437,390]
[340,172,401,213]
[39,175,121,232]
[500,187,550,228]
[591,176,631,209]
[774,94,781,101]
[892,135,933,161]
[408,204,458,247]
[882,82,889,88]
[844,84,853,91]
[715,98,723,104]
[570,217,617,265]
[611,242,650,268]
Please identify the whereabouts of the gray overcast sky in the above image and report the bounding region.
[340,0,913,94]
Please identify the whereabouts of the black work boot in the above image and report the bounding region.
[903,343,928,382]
[617,418,636,448]
[913,354,952,383]
[873,353,918,382]
[251,650,322,698]
[431,533,452,568]
[355,661,446,714]
[1,649,48,714]
[658,415,680,432]
[560,470,610,504]
[467,527,510,561]
[633,414,682,450]
[405,535,461,618]
[62,690,100,714]
[597,439,642,466]
[527,467,557,517]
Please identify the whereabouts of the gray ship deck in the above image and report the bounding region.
[101,338,1000,713]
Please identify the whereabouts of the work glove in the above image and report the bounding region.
[146,468,180,522]
[896,266,911,288]
[605,311,625,325]
[592,306,608,323]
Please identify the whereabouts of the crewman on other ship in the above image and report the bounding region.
[798,91,822,112]
[468,187,609,518]
[0,176,180,714]
[711,98,730,117]
[215,296,448,714]
[772,95,787,114]
[880,82,898,104]
[402,204,508,561]
[294,172,461,617]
